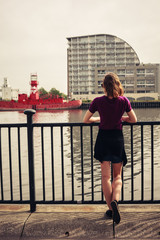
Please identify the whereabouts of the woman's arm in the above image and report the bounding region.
[83,110,100,123]
[122,109,137,123]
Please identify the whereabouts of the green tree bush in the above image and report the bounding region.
[38,87,67,99]
[38,87,48,97]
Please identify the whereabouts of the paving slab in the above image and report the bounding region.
[0,211,29,240]
[0,204,160,239]
[22,211,160,239]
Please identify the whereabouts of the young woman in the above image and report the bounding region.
[83,72,137,224]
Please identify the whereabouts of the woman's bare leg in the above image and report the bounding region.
[101,161,112,209]
[112,162,123,201]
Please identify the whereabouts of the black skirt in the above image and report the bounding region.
[94,129,127,166]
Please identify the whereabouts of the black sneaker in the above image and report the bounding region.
[105,209,112,219]
[111,200,121,224]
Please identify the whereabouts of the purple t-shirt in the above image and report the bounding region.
[89,95,132,130]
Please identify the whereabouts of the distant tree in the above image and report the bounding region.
[39,87,67,99]
[49,88,67,99]
[49,88,62,97]
[38,87,48,97]
[61,93,67,100]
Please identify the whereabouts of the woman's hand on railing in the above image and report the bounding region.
[83,110,100,123]
[122,109,137,123]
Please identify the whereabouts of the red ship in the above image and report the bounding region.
[0,74,82,111]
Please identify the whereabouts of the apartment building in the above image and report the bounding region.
[67,34,160,100]
[95,64,160,101]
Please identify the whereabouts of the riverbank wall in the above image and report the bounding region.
[80,101,160,109]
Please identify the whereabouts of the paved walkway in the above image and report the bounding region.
[0,204,160,239]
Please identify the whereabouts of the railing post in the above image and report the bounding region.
[24,109,36,212]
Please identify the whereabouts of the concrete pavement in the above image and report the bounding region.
[0,204,160,239]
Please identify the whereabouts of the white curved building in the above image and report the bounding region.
[67,34,160,100]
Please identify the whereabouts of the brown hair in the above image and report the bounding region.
[102,72,124,98]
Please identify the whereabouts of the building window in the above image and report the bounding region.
[125,90,134,93]
[137,91,145,93]
[117,69,125,74]
[146,69,154,73]
[126,69,134,74]
[98,70,105,74]
[137,69,145,73]
[137,79,145,84]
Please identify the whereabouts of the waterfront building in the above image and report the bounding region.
[0,78,19,100]
[95,64,160,101]
[67,34,160,100]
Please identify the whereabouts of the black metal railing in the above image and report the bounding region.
[0,109,160,212]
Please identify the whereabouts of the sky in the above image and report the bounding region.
[0,0,160,95]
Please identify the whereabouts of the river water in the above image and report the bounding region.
[0,108,160,203]
[1,108,160,124]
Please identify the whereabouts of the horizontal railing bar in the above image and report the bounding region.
[32,121,160,127]
[1,121,160,128]
[119,200,160,204]
[33,123,100,127]
[35,201,79,204]
[1,200,160,204]
[0,124,27,128]
[34,200,160,204]
[0,201,30,204]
